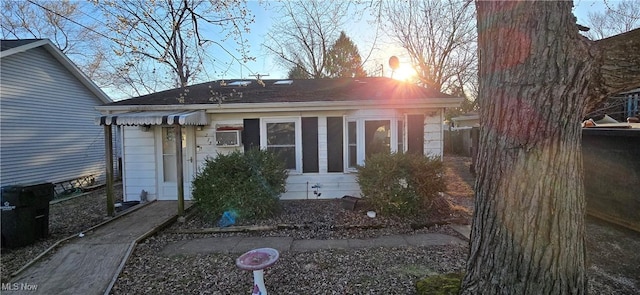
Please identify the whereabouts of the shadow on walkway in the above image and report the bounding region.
[6,201,183,295]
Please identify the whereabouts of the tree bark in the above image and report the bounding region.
[462,2,640,293]
[587,28,640,112]
[461,2,593,294]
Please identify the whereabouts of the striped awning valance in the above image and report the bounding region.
[97,110,208,126]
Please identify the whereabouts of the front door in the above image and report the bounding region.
[157,126,195,200]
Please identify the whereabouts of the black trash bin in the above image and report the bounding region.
[1,183,54,248]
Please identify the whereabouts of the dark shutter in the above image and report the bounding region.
[302,117,319,173]
[243,119,260,152]
[407,114,425,155]
[326,117,344,172]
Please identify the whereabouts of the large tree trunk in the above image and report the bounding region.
[461,2,592,294]
[462,1,640,294]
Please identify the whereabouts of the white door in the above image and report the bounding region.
[157,126,195,200]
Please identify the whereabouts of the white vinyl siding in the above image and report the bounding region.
[0,47,107,187]
[424,110,444,157]
[121,126,157,201]
[397,119,405,153]
[194,115,244,173]
[317,116,328,173]
[122,108,447,201]
[280,174,360,200]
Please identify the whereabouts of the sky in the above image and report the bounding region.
[16,0,605,99]
[205,1,386,81]
[211,0,607,83]
[217,1,440,81]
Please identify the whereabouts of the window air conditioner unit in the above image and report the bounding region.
[215,130,241,146]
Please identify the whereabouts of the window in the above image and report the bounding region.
[345,117,406,170]
[261,118,301,171]
[397,119,404,153]
[162,127,186,182]
[216,130,240,146]
[365,120,391,157]
[267,122,295,169]
[347,121,358,169]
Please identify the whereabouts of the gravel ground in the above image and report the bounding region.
[0,184,123,283]
[111,156,639,294]
[110,197,469,295]
[2,157,638,294]
[113,241,468,295]
[586,218,640,294]
[111,210,639,294]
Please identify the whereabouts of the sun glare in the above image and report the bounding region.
[391,64,417,81]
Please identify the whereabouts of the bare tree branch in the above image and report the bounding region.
[94,0,254,94]
[583,0,640,40]
[263,0,350,79]
[1,0,111,81]
[382,0,477,94]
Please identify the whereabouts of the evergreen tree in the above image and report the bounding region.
[325,31,367,78]
[287,62,311,79]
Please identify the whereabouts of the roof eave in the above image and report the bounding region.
[0,39,49,58]
[96,97,463,114]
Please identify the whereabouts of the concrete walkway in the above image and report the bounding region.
[7,201,184,295]
[162,230,470,256]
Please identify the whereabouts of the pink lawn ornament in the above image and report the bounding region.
[236,248,280,295]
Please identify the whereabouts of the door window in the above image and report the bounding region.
[162,127,186,182]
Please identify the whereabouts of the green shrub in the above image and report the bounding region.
[191,149,288,221]
[415,272,464,295]
[356,152,446,216]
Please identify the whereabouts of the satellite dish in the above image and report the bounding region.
[389,56,400,70]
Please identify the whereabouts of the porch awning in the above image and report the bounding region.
[97,110,208,126]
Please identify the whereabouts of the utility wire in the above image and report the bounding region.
[25,0,122,46]
[25,0,262,81]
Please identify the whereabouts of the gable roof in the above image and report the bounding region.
[1,39,112,104]
[452,113,479,121]
[1,39,42,51]
[105,77,460,107]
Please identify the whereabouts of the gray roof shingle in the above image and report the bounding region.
[107,77,458,106]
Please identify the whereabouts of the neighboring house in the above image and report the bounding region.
[1,39,112,193]
[445,113,479,158]
[97,78,462,201]
[587,87,640,122]
[620,88,639,120]
[450,112,479,129]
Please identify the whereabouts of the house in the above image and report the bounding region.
[445,112,480,158]
[0,39,113,193]
[96,78,462,202]
[450,112,479,129]
[585,87,640,122]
